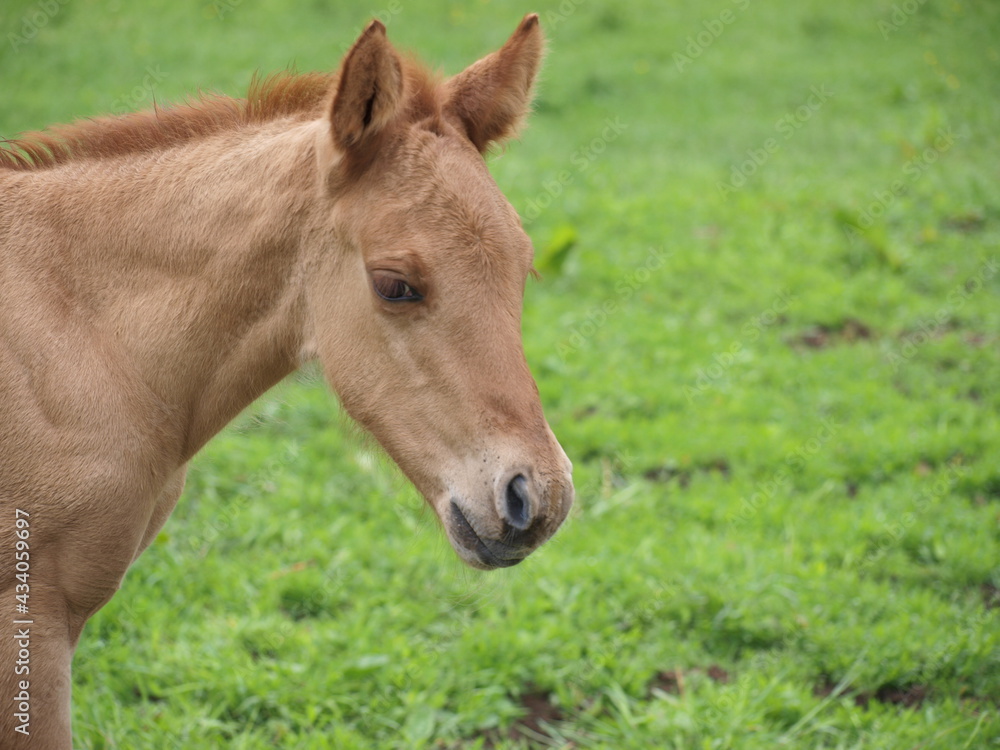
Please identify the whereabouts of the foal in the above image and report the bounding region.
[0,16,572,747]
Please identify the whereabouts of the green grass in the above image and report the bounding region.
[4,0,999,747]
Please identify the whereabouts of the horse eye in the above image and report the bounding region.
[372,272,422,302]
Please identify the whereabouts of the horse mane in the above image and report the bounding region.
[0,60,440,171]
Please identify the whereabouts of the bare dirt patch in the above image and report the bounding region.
[982,582,1000,610]
[788,318,874,349]
[814,679,930,709]
[482,688,564,747]
[643,458,731,487]
[941,213,986,234]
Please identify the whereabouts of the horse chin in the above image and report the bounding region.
[454,544,524,571]
[437,497,529,570]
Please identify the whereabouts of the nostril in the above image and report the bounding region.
[504,474,532,530]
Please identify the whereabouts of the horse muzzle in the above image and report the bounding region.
[443,467,574,570]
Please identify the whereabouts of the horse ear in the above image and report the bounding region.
[330,20,404,152]
[444,14,544,153]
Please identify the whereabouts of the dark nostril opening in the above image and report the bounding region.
[504,474,532,530]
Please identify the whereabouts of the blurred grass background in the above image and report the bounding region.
[2,0,998,747]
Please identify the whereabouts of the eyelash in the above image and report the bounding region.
[372,274,423,302]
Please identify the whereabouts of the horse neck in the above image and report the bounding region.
[7,120,326,460]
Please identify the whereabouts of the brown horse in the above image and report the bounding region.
[0,15,572,747]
